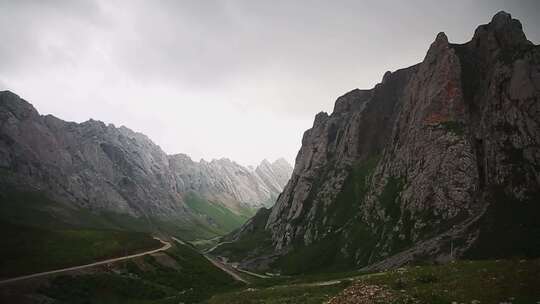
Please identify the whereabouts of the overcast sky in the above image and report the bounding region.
[1,1,539,166]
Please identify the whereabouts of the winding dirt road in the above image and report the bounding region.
[0,237,171,285]
[204,255,248,283]
[171,237,248,283]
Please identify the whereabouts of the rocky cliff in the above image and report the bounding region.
[0,92,292,238]
[215,12,540,273]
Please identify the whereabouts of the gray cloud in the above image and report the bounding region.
[1,0,539,165]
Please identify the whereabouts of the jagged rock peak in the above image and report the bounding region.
[255,158,293,191]
[333,89,372,114]
[424,32,451,63]
[382,71,392,83]
[0,90,39,119]
[435,31,449,43]
[169,153,193,162]
[491,11,513,28]
[210,157,234,165]
[472,11,531,48]
[272,157,292,168]
[314,111,329,124]
[256,158,293,173]
[260,158,272,166]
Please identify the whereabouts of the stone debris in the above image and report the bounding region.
[326,282,397,304]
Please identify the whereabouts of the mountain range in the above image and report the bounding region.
[0,91,292,239]
[213,11,540,274]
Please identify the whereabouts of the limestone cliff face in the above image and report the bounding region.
[0,92,292,230]
[230,12,540,272]
[266,66,416,250]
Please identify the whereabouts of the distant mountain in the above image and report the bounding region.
[0,91,292,239]
[255,158,293,197]
[213,11,540,274]
[169,154,292,211]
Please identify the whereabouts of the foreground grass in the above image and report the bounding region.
[207,281,351,304]
[0,221,161,279]
[360,259,540,304]
[206,259,540,304]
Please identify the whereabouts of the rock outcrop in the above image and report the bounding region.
[218,12,540,273]
[0,92,292,236]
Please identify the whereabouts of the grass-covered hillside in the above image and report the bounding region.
[37,242,241,304]
[210,207,274,263]
[0,221,161,279]
[184,193,256,236]
[0,187,167,279]
[0,185,255,242]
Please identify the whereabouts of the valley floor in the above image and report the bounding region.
[0,238,242,304]
[2,231,538,304]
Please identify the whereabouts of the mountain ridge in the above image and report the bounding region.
[0,90,292,238]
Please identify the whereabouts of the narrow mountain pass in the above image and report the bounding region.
[201,238,275,279]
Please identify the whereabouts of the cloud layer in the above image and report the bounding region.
[1,0,539,165]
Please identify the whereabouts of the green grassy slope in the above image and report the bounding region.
[0,185,256,242]
[41,242,241,304]
[0,221,161,279]
[184,193,255,235]
[210,208,273,262]
[0,183,167,280]
[0,187,158,232]
[0,185,261,281]
[359,259,540,304]
[0,186,240,279]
